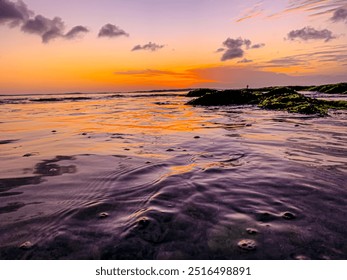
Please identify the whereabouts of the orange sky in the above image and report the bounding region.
[0,0,346,94]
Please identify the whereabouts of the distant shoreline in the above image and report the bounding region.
[1,82,346,96]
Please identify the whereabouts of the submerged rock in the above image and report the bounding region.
[237,239,257,251]
[98,212,109,219]
[282,212,296,220]
[19,241,33,250]
[246,228,258,235]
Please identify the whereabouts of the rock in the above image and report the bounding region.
[98,212,109,219]
[194,136,200,139]
[237,239,257,251]
[282,212,296,220]
[23,153,34,157]
[246,228,258,235]
[186,88,217,97]
[187,89,259,106]
[187,86,347,116]
[308,83,347,94]
[19,241,33,250]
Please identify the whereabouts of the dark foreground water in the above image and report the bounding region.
[0,91,346,259]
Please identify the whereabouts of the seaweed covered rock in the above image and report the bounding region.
[259,91,328,115]
[186,88,217,97]
[186,86,347,116]
[187,90,259,106]
[307,83,347,94]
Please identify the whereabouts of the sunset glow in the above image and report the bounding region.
[1,0,347,94]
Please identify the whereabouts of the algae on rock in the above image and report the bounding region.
[186,86,347,116]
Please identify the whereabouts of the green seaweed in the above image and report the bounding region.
[307,83,347,94]
[187,85,347,116]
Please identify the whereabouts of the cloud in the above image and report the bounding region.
[65,25,89,39]
[131,42,165,52]
[221,48,244,61]
[0,0,32,26]
[21,15,64,43]
[238,58,253,63]
[192,65,347,89]
[114,69,194,78]
[219,37,264,62]
[331,7,347,23]
[257,44,347,69]
[287,26,336,42]
[251,43,265,49]
[236,1,264,22]
[269,0,347,18]
[260,57,306,68]
[216,48,225,53]
[98,24,129,38]
[0,0,89,43]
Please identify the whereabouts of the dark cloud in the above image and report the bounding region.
[1,0,88,43]
[251,43,265,49]
[216,48,225,53]
[219,37,264,62]
[331,7,347,23]
[238,58,253,63]
[223,38,248,49]
[0,0,32,26]
[21,15,64,43]
[65,25,89,39]
[98,24,129,38]
[287,26,336,42]
[221,48,244,61]
[131,42,165,52]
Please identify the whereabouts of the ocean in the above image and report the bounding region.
[0,90,346,259]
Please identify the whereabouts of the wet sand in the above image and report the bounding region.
[0,91,346,259]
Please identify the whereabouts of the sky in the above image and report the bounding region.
[0,0,347,94]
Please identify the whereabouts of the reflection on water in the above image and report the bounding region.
[0,91,346,259]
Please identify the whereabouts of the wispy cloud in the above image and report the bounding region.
[250,43,265,49]
[238,58,253,63]
[115,69,193,78]
[286,26,336,42]
[192,65,347,88]
[269,0,347,18]
[98,24,129,38]
[260,57,307,68]
[236,1,264,22]
[258,44,347,68]
[331,7,347,23]
[113,68,212,86]
[0,0,89,43]
[131,42,165,52]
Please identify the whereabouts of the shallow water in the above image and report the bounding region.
[0,91,346,259]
